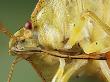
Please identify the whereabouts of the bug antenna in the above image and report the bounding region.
[7,56,22,82]
[0,22,13,38]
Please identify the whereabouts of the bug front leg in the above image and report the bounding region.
[82,11,110,35]
[65,11,110,53]
[52,58,65,82]
[95,60,110,82]
[80,38,110,54]
[79,11,110,54]
[61,60,88,82]
[7,57,22,82]
[31,0,45,28]
[64,14,88,49]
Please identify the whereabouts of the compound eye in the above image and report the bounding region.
[24,21,32,30]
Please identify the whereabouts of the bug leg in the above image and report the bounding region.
[81,11,110,35]
[79,37,110,54]
[31,0,45,28]
[79,11,110,54]
[65,11,110,52]
[64,14,88,49]
[52,58,65,82]
[95,60,110,82]
[7,56,22,82]
[61,60,88,82]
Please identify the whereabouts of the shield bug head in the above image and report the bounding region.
[9,21,39,56]
[4,21,42,82]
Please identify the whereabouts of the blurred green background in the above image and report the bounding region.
[0,0,104,82]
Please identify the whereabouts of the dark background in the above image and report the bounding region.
[0,0,104,82]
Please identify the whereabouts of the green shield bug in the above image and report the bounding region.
[1,0,110,82]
